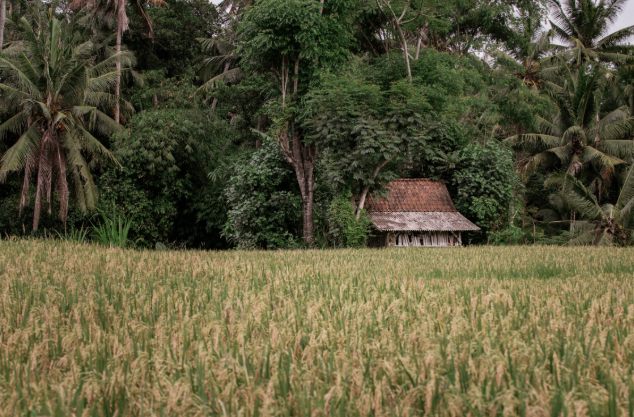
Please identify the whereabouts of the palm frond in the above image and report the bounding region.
[549,145,573,164]
[86,109,125,141]
[597,52,634,63]
[595,118,634,142]
[504,134,561,153]
[536,208,561,222]
[545,173,604,220]
[596,140,634,159]
[561,125,586,144]
[518,150,562,173]
[594,230,614,246]
[0,58,43,100]
[75,125,120,165]
[196,67,244,95]
[0,124,43,181]
[535,116,562,137]
[597,25,634,47]
[566,229,598,246]
[89,51,136,77]
[616,164,634,212]
[579,145,626,174]
[87,71,120,93]
[0,111,29,141]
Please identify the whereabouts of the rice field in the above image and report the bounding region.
[1,241,634,416]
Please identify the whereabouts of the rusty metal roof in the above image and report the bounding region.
[365,179,457,212]
[368,212,480,231]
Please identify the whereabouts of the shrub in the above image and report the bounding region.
[223,139,302,249]
[99,109,220,248]
[327,191,372,248]
[453,142,523,242]
[92,208,135,248]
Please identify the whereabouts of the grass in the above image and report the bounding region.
[1,240,634,416]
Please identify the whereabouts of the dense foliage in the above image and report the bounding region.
[1,0,633,247]
[223,139,302,249]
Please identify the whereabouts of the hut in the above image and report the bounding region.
[363,179,479,247]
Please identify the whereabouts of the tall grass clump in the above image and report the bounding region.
[92,208,134,248]
[56,226,90,244]
[1,242,634,415]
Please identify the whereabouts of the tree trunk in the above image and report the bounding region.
[255,114,267,149]
[356,184,372,219]
[114,0,125,124]
[414,22,428,60]
[280,55,289,109]
[291,125,317,244]
[383,29,390,56]
[290,140,316,243]
[0,0,6,51]
[355,158,393,219]
[293,57,300,94]
[33,133,52,232]
[277,122,317,244]
[300,166,315,243]
[415,32,423,60]
[395,24,412,82]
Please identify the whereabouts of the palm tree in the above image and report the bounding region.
[492,17,559,90]
[196,14,244,109]
[544,165,634,246]
[548,0,634,66]
[0,14,132,231]
[506,64,634,186]
[196,29,243,108]
[69,0,166,123]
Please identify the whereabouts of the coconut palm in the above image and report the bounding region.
[544,164,634,245]
[548,0,634,67]
[69,0,166,123]
[0,14,133,231]
[506,64,634,185]
[492,17,559,90]
[196,19,244,108]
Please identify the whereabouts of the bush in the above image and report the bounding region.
[453,141,523,242]
[99,109,220,248]
[223,139,302,249]
[92,208,135,248]
[327,191,372,248]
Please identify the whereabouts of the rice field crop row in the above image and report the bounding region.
[1,240,634,416]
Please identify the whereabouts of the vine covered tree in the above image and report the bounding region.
[239,0,355,243]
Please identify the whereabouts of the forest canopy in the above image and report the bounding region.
[0,0,633,248]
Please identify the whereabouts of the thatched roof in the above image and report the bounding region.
[364,179,480,232]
